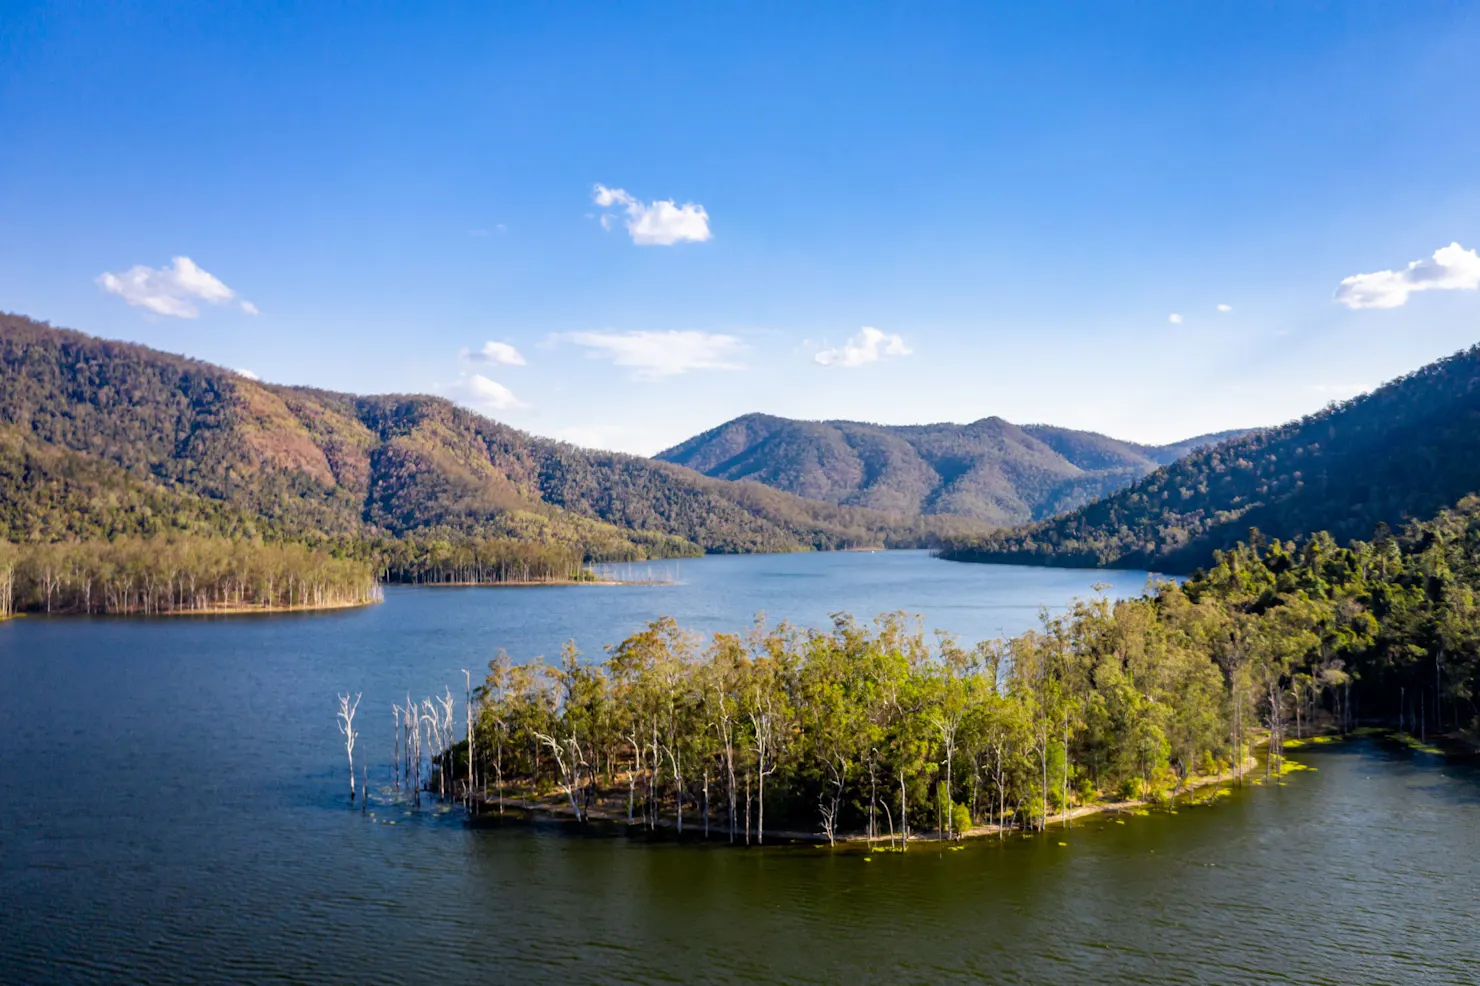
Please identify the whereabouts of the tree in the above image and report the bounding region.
[337,692,361,801]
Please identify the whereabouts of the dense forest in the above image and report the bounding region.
[0,535,378,616]
[658,411,1244,524]
[373,535,594,585]
[938,341,1480,573]
[0,313,992,562]
[382,500,1480,844]
[0,528,671,617]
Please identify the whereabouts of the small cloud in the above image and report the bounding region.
[1168,313,1183,324]
[814,326,912,368]
[445,373,526,413]
[97,256,255,319]
[592,184,711,246]
[461,341,527,366]
[562,330,744,380]
[234,368,260,381]
[1216,303,1232,313]
[1335,242,1480,309]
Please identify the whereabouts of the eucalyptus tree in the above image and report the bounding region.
[703,633,747,842]
[741,621,796,845]
[477,651,527,812]
[0,541,15,619]
[921,634,973,839]
[463,669,475,803]
[337,692,361,801]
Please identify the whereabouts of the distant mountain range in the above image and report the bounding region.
[657,413,1245,525]
[939,340,1480,572]
[0,313,993,556]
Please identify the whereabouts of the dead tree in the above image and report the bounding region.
[392,705,402,792]
[463,669,475,805]
[437,689,456,800]
[421,700,442,799]
[337,692,361,801]
[533,730,587,822]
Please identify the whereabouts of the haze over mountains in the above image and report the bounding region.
[658,413,1245,526]
[940,339,1480,573]
[0,314,991,556]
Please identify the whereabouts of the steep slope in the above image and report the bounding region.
[938,341,1480,573]
[658,413,1242,525]
[1139,429,1250,466]
[0,313,988,554]
[0,425,284,542]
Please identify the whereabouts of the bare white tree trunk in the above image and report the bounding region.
[437,689,456,800]
[337,692,361,801]
[463,670,474,806]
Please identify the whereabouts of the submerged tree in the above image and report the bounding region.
[337,692,361,801]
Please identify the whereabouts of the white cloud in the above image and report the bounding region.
[592,184,711,246]
[446,373,526,413]
[563,330,744,379]
[1335,242,1480,309]
[461,341,527,366]
[233,368,260,381]
[814,326,912,368]
[1168,313,1183,324]
[1216,303,1233,313]
[97,256,257,318]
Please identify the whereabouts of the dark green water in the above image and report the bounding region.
[2,552,1476,984]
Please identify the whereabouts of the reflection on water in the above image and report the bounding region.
[1,552,1475,984]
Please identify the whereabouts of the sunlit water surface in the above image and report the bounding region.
[2,551,1476,984]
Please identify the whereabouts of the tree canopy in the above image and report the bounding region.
[939,341,1480,573]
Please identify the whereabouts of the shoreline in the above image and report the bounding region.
[4,596,381,619]
[461,754,1264,847]
[392,578,674,589]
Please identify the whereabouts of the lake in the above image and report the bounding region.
[2,551,1477,984]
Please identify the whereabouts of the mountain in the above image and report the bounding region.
[0,313,991,556]
[938,340,1480,573]
[656,413,1245,525]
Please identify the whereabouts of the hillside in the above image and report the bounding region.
[0,313,989,556]
[938,340,1480,573]
[657,413,1243,525]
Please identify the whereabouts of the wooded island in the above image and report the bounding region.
[359,502,1480,845]
[0,532,652,618]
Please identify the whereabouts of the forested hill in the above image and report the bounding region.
[939,340,1480,573]
[656,412,1243,525]
[0,313,989,555]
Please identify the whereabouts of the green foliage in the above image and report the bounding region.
[461,494,1480,843]
[4,535,378,615]
[0,313,993,561]
[657,412,1243,525]
[939,340,1480,572]
[374,534,590,584]
[470,599,1247,842]
[1179,499,1480,734]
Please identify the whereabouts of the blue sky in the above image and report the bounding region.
[2,1,1479,454]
